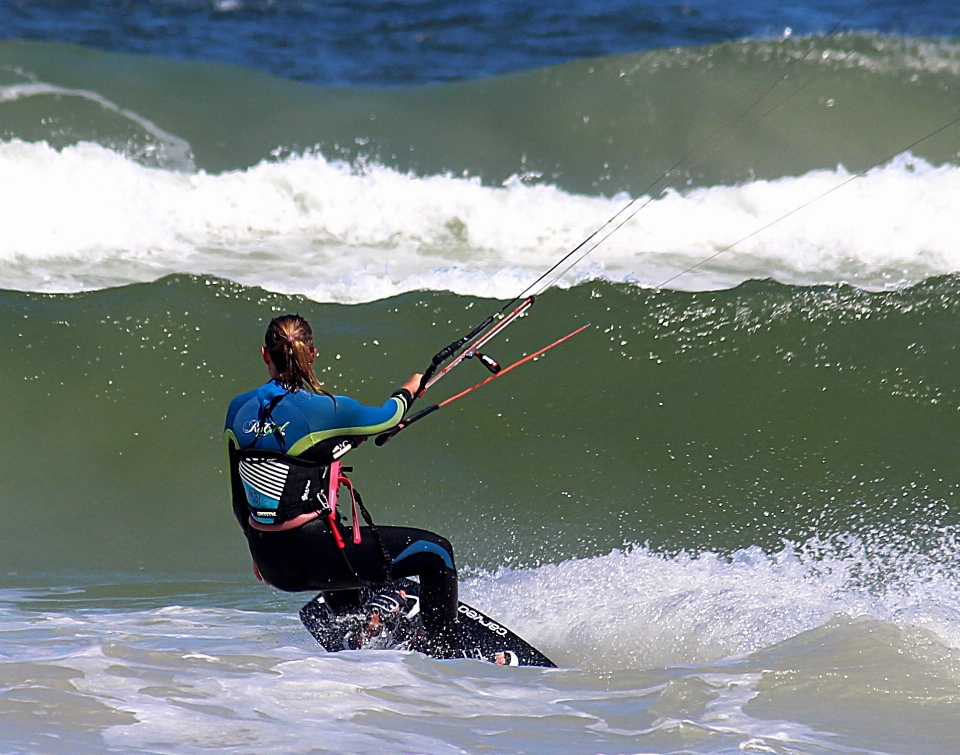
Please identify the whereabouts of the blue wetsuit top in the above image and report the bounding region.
[224,379,411,459]
[224,380,412,531]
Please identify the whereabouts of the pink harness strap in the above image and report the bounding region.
[341,476,362,545]
[328,460,363,546]
[326,460,346,548]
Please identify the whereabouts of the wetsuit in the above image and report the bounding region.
[224,379,458,643]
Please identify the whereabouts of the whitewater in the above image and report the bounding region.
[6,535,960,754]
[2,140,960,300]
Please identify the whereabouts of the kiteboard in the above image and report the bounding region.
[299,577,555,667]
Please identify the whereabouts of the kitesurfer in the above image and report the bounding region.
[224,314,460,653]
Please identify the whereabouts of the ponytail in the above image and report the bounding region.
[264,314,330,396]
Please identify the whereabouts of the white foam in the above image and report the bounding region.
[463,534,960,671]
[4,532,960,754]
[1,139,959,301]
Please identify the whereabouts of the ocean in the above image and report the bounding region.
[3,2,960,753]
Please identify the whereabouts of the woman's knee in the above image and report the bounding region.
[433,533,454,558]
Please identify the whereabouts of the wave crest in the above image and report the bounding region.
[2,140,959,300]
[465,532,960,670]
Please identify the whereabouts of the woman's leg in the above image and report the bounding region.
[247,520,362,592]
[249,521,459,641]
[362,526,458,639]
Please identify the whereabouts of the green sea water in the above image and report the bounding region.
[2,35,959,189]
[3,276,959,579]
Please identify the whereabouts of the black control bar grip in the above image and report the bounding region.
[416,315,495,396]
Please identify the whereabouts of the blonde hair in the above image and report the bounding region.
[264,314,330,395]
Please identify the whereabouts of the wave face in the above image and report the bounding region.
[3,276,960,577]
[2,35,960,185]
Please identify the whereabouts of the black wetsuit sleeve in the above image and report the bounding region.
[391,388,414,413]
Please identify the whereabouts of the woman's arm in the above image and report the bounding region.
[285,374,422,456]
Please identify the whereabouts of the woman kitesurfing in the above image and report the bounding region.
[224,309,585,660]
[224,314,462,655]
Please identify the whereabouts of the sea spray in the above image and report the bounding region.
[465,532,960,670]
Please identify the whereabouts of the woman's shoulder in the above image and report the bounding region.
[226,387,258,415]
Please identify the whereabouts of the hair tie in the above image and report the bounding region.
[287,336,296,344]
